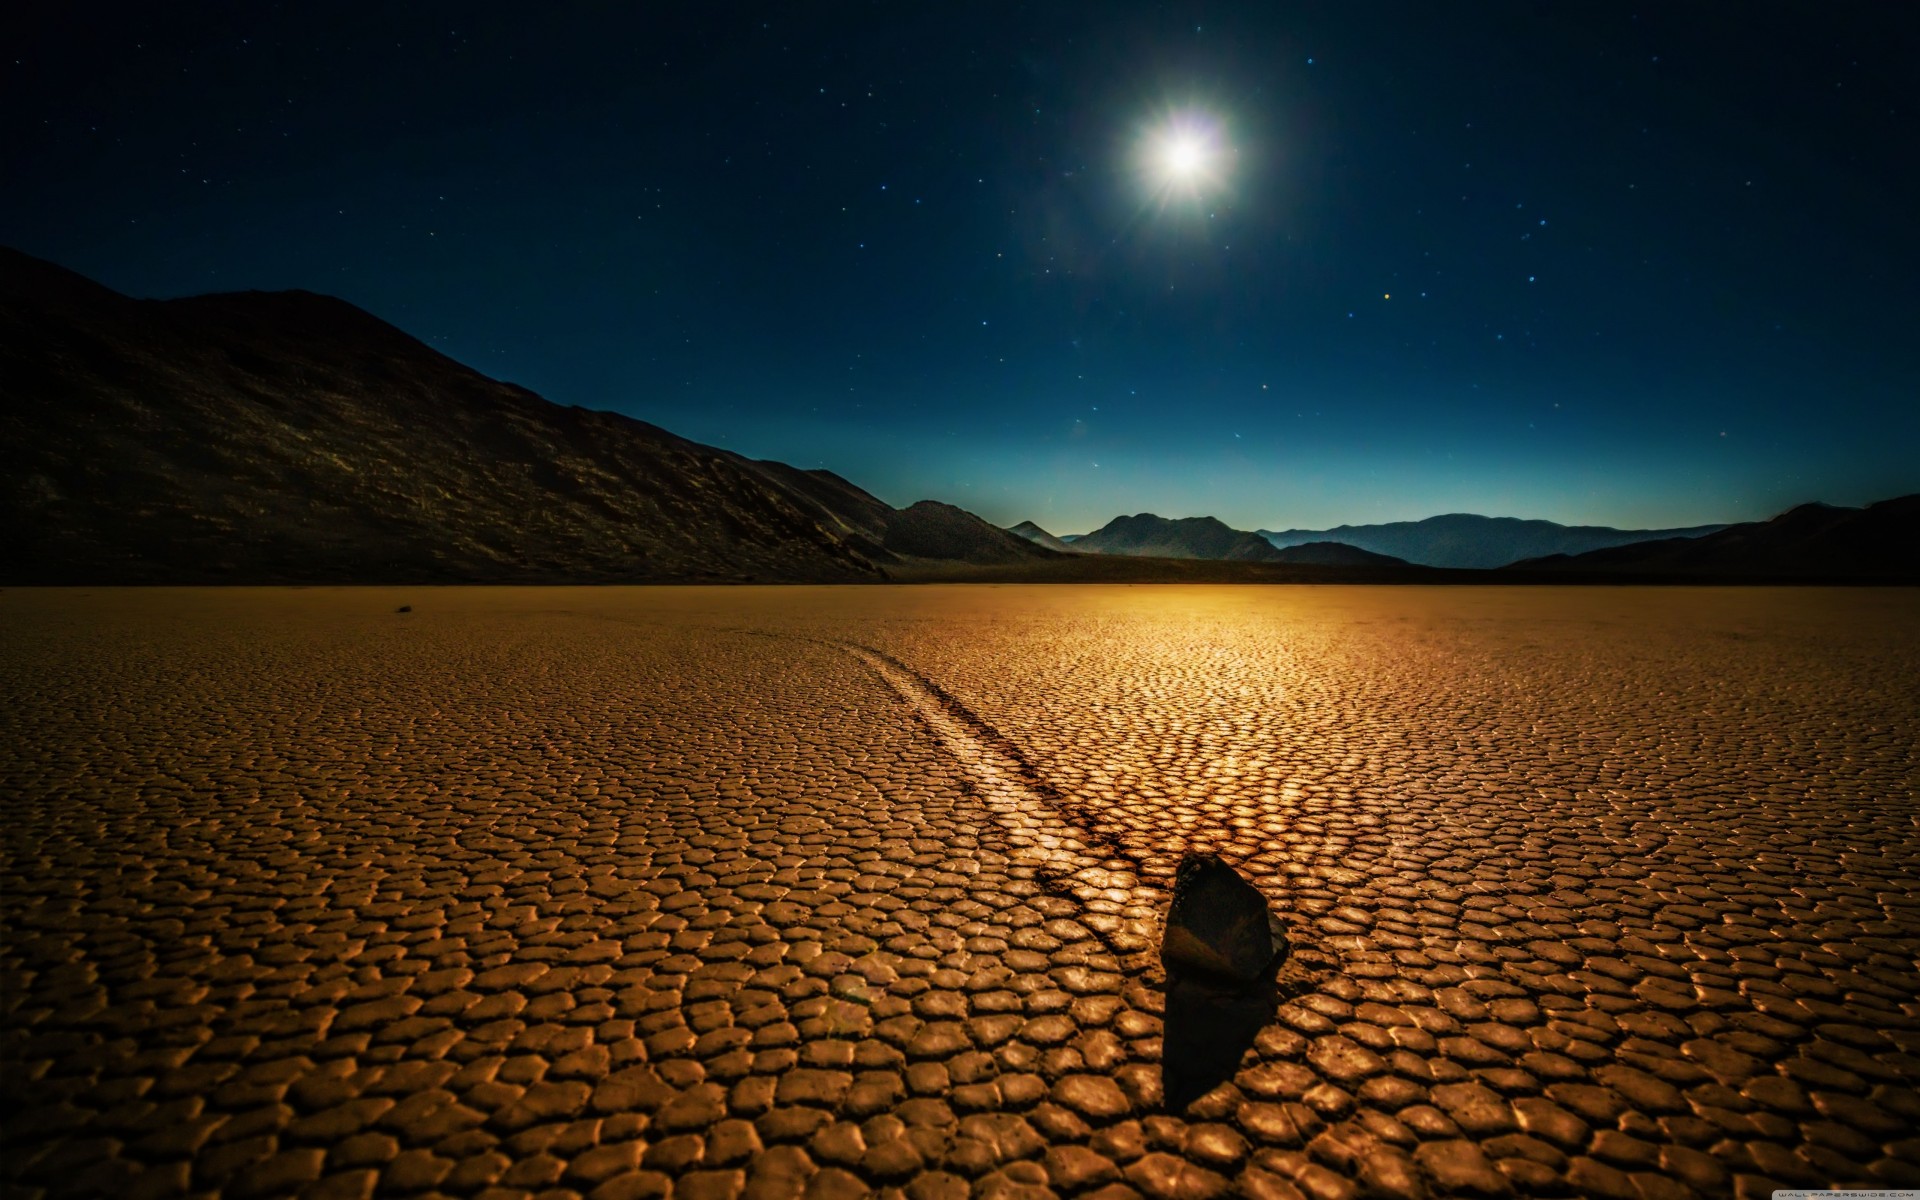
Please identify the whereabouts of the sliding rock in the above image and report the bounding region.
[1160,851,1288,985]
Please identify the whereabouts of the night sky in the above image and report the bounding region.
[6,3,1916,533]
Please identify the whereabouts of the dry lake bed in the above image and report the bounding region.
[3,585,1918,1200]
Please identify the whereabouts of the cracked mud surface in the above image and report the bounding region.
[4,585,1918,1200]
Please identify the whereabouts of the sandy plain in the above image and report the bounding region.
[3,584,1918,1200]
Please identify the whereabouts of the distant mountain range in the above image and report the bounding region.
[1030,503,1916,582]
[1018,516,1413,567]
[1258,513,1729,569]
[1067,513,1292,561]
[1505,497,1920,581]
[1,248,1055,583]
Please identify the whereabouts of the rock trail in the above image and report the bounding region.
[838,642,1167,969]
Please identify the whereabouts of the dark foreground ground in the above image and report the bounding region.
[3,585,1917,1200]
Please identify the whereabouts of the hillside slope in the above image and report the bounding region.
[0,249,1056,583]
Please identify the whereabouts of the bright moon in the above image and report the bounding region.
[1138,110,1230,201]
[1162,136,1206,179]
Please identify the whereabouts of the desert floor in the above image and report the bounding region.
[3,585,1918,1200]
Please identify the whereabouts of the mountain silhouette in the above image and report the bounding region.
[0,248,1057,584]
[1265,541,1407,567]
[1504,497,1920,581]
[1258,513,1727,569]
[1006,520,1078,553]
[1073,514,1286,561]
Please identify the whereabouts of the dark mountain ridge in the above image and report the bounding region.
[0,248,1057,584]
[1258,512,1728,569]
[1505,497,1920,581]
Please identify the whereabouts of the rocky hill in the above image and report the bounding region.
[0,249,1057,584]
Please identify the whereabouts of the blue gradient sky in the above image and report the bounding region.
[5,3,1915,533]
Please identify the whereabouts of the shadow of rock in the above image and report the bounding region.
[1158,851,1290,1111]
[1163,972,1281,1109]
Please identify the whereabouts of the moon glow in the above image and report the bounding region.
[1162,135,1206,179]
[1137,110,1231,204]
